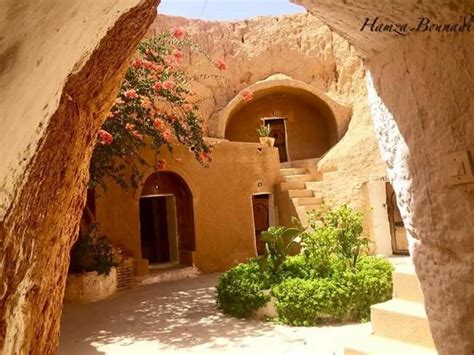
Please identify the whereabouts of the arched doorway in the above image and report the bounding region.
[140,171,196,266]
[225,87,338,162]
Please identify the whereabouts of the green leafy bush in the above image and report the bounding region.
[272,277,349,326]
[272,256,394,325]
[216,205,394,325]
[216,261,269,318]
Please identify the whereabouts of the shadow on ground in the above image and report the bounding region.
[60,273,370,354]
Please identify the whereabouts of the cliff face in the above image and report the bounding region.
[0,1,160,353]
[152,12,387,221]
[292,1,474,353]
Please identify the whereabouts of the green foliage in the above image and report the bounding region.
[257,226,300,277]
[256,123,272,137]
[302,204,369,275]
[216,205,393,325]
[216,261,270,318]
[272,256,394,325]
[69,224,116,276]
[272,277,348,326]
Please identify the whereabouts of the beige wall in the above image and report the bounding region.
[226,91,335,161]
[96,140,280,273]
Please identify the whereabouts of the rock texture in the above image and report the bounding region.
[152,13,387,224]
[292,0,474,353]
[0,1,159,353]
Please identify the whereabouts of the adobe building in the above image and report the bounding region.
[93,14,409,275]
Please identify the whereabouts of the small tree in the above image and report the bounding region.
[90,28,226,190]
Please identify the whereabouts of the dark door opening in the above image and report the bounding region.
[252,194,270,255]
[141,171,196,266]
[386,182,409,255]
[139,196,170,263]
[264,117,288,162]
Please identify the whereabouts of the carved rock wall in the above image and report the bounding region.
[293,0,474,353]
[0,1,159,353]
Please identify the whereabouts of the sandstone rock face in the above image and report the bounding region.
[293,0,474,353]
[0,1,159,353]
[152,13,387,223]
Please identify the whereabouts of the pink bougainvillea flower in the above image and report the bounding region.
[172,49,184,63]
[182,103,193,113]
[240,89,253,101]
[98,129,113,145]
[153,81,162,91]
[132,58,143,69]
[156,159,167,170]
[213,58,227,71]
[125,123,135,131]
[154,64,164,73]
[124,89,139,99]
[163,80,175,91]
[132,131,143,140]
[172,27,185,39]
[198,151,208,161]
[140,96,152,109]
[153,118,165,130]
[162,128,172,141]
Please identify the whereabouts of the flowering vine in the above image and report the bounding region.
[90,29,226,190]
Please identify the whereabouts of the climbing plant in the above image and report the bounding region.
[89,28,226,190]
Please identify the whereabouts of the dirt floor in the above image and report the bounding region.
[60,273,371,354]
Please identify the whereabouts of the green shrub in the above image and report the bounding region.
[272,278,349,326]
[345,256,394,321]
[272,256,394,325]
[257,226,300,277]
[279,255,312,280]
[216,261,269,318]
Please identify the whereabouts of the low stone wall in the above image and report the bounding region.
[64,267,117,304]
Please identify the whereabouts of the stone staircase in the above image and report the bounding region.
[344,263,437,354]
[278,166,332,225]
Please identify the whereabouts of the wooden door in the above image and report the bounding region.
[386,182,409,255]
[139,197,170,263]
[252,194,270,255]
[266,119,288,162]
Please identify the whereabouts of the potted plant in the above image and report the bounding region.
[257,123,275,147]
[64,223,118,303]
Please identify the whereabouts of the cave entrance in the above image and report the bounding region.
[141,171,196,266]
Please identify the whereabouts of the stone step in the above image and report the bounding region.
[282,174,314,183]
[371,299,435,348]
[279,182,306,191]
[344,335,437,355]
[304,181,325,189]
[280,168,306,176]
[287,189,314,198]
[393,264,424,303]
[292,196,323,206]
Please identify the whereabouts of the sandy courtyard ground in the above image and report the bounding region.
[60,273,371,355]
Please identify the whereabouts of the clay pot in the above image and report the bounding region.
[259,137,275,147]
